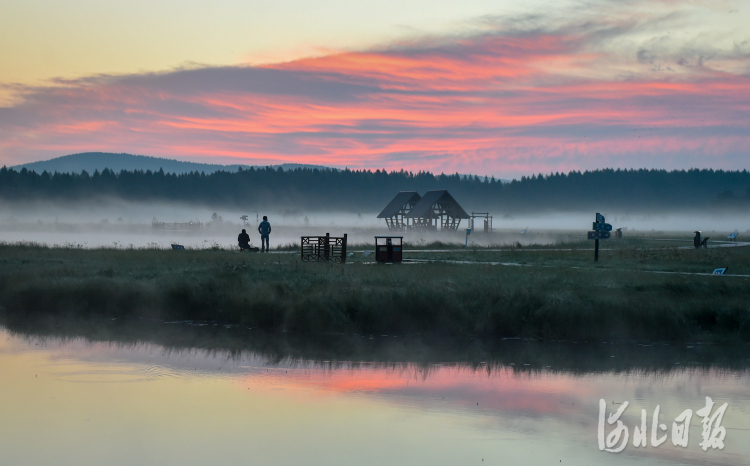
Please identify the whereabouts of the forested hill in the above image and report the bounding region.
[12,152,331,175]
[0,165,748,214]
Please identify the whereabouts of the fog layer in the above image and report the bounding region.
[1,199,748,249]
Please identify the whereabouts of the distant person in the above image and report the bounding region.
[238,228,251,251]
[258,216,272,252]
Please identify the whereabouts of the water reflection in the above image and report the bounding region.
[1,321,748,466]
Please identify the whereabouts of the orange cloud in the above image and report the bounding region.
[2,22,749,176]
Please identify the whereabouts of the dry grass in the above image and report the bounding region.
[1,241,749,342]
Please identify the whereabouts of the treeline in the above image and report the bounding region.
[1,165,749,213]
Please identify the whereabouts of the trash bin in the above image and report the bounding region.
[375,236,403,263]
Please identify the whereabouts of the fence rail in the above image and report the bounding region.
[301,233,347,263]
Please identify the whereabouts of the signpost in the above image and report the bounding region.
[587,231,611,240]
[592,222,612,232]
[588,212,612,261]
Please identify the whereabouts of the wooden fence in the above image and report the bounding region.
[301,233,347,263]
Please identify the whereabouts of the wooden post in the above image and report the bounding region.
[341,234,347,263]
[324,233,330,261]
[594,238,599,262]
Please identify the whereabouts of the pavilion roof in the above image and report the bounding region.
[405,190,469,219]
[376,191,422,218]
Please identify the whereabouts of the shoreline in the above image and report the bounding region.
[2,316,749,373]
[1,241,749,343]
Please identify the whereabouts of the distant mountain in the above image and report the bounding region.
[11,152,335,175]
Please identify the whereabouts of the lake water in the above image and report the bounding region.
[1,325,748,465]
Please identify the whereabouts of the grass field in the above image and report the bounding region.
[1,233,749,342]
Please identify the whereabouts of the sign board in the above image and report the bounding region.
[520,229,527,234]
[591,213,609,261]
[728,233,738,240]
[588,231,611,240]
[712,267,728,275]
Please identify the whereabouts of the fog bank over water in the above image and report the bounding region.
[1,199,748,249]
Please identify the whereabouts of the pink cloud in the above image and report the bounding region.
[1,20,749,176]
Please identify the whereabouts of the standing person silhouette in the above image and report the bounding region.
[258,216,272,252]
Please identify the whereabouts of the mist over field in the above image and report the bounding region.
[2,156,749,248]
[1,197,748,249]
[3,2,750,465]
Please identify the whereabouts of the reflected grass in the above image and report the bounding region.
[2,316,749,374]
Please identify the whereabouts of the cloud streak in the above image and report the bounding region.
[1,6,749,176]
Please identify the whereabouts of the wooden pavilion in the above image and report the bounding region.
[405,190,469,231]
[377,191,421,231]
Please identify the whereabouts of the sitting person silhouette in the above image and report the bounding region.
[238,229,256,251]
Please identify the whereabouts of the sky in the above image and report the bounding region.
[0,0,749,178]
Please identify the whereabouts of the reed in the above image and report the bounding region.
[1,242,748,342]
